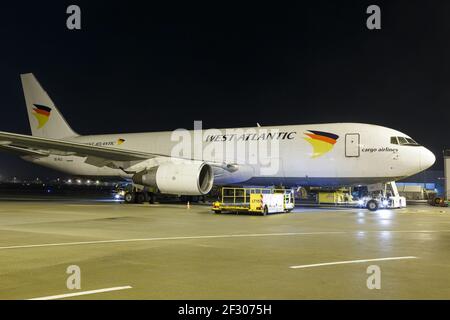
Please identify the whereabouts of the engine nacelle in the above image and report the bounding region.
[132,160,214,195]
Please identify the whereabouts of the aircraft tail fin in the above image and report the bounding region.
[20,73,78,139]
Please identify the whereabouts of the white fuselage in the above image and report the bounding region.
[23,123,436,187]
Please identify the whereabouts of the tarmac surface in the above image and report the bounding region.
[0,197,449,299]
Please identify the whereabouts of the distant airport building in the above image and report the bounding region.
[397,170,444,201]
[445,150,450,200]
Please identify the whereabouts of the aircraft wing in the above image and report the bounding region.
[0,131,242,174]
[0,131,163,162]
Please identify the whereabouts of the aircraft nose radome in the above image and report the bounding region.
[420,148,436,171]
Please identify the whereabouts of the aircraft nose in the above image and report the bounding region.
[420,147,436,171]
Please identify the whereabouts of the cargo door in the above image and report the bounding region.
[345,133,360,157]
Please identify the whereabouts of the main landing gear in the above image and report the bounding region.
[124,189,156,204]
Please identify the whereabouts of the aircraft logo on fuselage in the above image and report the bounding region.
[304,130,339,158]
[86,138,126,147]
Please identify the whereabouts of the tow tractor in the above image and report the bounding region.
[305,182,406,211]
[428,195,449,207]
[357,181,406,211]
[212,187,295,215]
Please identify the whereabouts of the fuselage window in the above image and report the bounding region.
[390,137,398,144]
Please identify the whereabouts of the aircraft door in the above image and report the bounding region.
[345,133,360,157]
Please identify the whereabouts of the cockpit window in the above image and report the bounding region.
[391,136,420,146]
[398,137,408,145]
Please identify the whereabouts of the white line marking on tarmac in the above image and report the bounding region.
[290,256,418,269]
[0,232,346,250]
[1,230,449,251]
[28,286,132,300]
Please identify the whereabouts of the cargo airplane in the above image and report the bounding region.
[0,74,436,210]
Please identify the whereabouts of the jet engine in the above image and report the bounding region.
[132,160,214,195]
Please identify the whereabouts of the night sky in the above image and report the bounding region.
[0,1,449,178]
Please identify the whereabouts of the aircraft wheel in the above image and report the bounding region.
[148,193,156,204]
[136,192,146,204]
[124,192,135,204]
[434,197,442,205]
[367,199,379,212]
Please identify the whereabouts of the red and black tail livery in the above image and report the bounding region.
[32,104,52,128]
